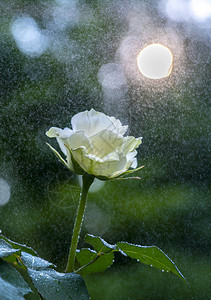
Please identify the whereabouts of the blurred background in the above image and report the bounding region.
[0,0,210,299]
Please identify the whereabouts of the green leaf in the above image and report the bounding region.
[85,234,116,253]
[0,235,38,256]
[28,268,89,300]
[76,248,97,266]
[0,277,25,300]
[117,242,187,283]
[21,252,55,270]
[0,239,20,259]
[0,259,31,297]
[0,239,33,270]
[76,248,114,276]
[0,236,89,299]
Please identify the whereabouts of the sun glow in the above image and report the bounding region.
[137,43,173,79]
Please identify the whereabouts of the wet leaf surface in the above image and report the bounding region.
[0,259,31,299]
[85,234,116,253]
[0,277,25,300]
[0,235,38,256]
[0,239,20,258]
[28,268,89,300]
[21,251,55,270]
[117,242,187,283]
[76,248,114,276]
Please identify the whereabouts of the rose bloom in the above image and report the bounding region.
[46,109,142,179]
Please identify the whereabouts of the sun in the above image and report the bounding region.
[137,43,173,79]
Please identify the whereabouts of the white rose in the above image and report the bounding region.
[46,109,142,179]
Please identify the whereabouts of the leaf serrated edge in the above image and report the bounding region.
[117,242,188,284]
[0,236,38,257]
[85,234,116,253]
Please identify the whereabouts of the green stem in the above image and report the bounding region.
[66,174,94,273]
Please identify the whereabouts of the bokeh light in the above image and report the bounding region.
[137,43,173,79]
[0,178,11,206]
[11,16,49,57]
[164,0,191,21]
[164,0,211,22]
[190,0,211,22]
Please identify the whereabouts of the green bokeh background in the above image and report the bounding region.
[0,0,210,299]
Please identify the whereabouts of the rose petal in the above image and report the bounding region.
[66,130,93,152]
[46,127,61,138]
[89,129,124,158]
[46,127,74,155]
[70,146,92,173]
[71,147,128,178]
[126,151,138,168]
[131,158,137,169]
[110,151,138,177]
[108,116,128,136]
[91,156,127,178]
[57,137,67,155]
[71,109,116,137]
[46,127,73,138]
[121,136,142,154]
[46,110,142,179]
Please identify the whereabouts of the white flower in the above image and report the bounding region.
[46,109,142,179]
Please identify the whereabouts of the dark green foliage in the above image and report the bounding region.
[28,268,89,300]
[0,235,38,257]
[0,239,21,259]
[117,242,187,283]
[0,277,25,300]
[75,234,187,282]
[0,259,31,298]
[21,252,56,270]
[76,248,114,276]
[85,234,116,253]
[0,236,89,300]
